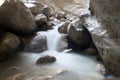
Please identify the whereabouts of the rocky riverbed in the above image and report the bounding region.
[0,0,119,80]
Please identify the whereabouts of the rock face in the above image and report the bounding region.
[89,0,120,76]
[0,32,21,61]
[36,55,56,64]
[0,0,37,34]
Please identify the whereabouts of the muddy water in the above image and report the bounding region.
[0,0,104,80]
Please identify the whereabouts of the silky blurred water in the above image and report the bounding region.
[0,0,105,80]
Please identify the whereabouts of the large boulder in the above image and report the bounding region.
[68,20,92,47]
[0,32,21,61]
[89,0,120,76]
[0,0,37,34]
[58,19,93,51]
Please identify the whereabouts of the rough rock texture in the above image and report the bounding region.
[0,0,37,34]
[0,32,21,61]
[90,0,120,76]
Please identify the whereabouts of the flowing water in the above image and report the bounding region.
[0,0,105,80]
[0,19,104,80]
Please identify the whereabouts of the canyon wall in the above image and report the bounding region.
[90,0,120,76]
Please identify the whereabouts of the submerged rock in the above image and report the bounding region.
[56,34,68,52]
[0,0,37,34]
[0,32,21,61]
[36,55,56,64]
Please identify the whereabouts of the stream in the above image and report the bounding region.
[0,19,104,80]
[0,0,105,80]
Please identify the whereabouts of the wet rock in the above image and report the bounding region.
[24,34,47,53]
[0,32,21,61]
[56,34,68,52]
[0,0,37,34]
[36,55,56,64]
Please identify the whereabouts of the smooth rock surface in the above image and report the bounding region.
[0,32,21,61]
[36,55,56,64]
[0,0,37,34]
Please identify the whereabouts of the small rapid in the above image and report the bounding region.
[0,0,105,80]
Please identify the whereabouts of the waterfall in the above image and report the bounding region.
[37,18,105,80]
[38,19,64,51]
[0,0,106,80]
